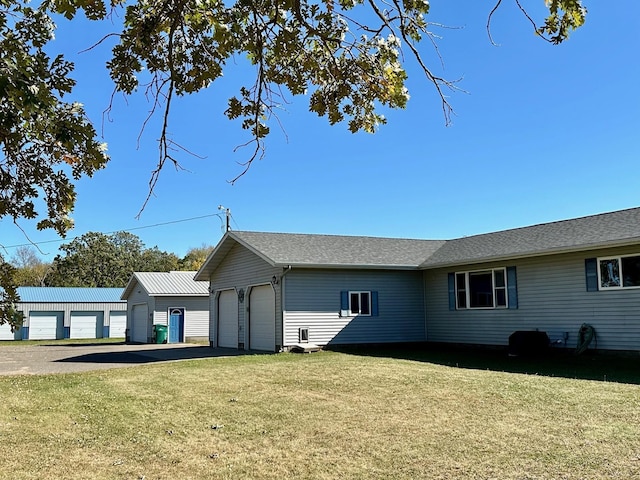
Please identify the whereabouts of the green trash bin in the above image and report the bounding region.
[154,324,168,344]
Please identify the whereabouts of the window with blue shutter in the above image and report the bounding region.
[340,290,378,316]
[451,266,518,309]
[590,254,640,290]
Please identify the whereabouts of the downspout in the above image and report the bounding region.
[279,266,292,352]
[281,265,292,279]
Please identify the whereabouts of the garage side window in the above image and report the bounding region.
[340,291,379,317]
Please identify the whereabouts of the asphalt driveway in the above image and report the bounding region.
[0,343,245,375]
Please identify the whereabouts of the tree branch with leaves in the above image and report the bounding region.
[0,0,587,326]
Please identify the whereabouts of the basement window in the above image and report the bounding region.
[299,327,309,343]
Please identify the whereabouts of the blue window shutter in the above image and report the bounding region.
[371,291,379,316]
[507,266,518,309]
[585,258,598,292]
[448,273,456,311]
[340,291,349,310]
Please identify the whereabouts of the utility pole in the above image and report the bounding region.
[218,205,231,232]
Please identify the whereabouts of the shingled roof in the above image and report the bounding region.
[195,207,640,279]
[420,207,640,268]
[195,231,446,279]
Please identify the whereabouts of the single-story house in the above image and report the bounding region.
[0,287,126,341]
[195,207,640,353]
[121,271,209,343]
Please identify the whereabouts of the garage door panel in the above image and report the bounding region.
[70,312,100,339]
[218,290,238,348]
[0,323,15,341]
[132,305,149,343]
[29,313,61,340]
[109,312,127,338]
[249,285,275,351]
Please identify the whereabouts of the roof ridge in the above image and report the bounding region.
[448,206,640,242]
[231,230,446,242]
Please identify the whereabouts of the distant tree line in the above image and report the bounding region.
[7,232,213,288]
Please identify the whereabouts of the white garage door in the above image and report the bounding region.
[218,289,238,348]
[132,304,149,343]
[249,285,275,351]
[29,313,60,340]
[109,312,127,338]
[70,312,99,339]
[0,322,15,341]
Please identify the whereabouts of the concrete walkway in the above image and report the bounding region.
[0,343,245,376]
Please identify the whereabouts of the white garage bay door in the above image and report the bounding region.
[109,312,127,338]
[249,285,275,351]
[217,289,238,348]
[0,322,15,341]
[29,312,61,340]
[70,312,99,339]
[132,304,149,343]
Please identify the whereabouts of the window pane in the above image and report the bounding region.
[350,293,360,314]
[456,273,466,289]
[495,289,506,307]
[360,292,370,315]
[600,259,621,288]
[494,270,505,288]
[457,292,467,309]
[469,272,494,308]
[622,256,640,287]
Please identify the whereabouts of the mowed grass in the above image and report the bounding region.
[1,349,640,479]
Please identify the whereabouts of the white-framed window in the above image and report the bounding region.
[455,268,508,309]
[349,291,371,316]
[597,254,640,289]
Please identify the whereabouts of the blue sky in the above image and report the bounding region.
[1,1,639,263]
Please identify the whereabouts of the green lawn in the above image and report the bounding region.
[1,347,639,479]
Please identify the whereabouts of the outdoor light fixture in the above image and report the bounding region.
[237,289,245,303]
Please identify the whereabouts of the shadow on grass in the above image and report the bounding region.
[55,346,249,365]
[327,343,640,385]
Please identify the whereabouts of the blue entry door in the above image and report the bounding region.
[168,308,184,343]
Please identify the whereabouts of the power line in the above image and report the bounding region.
[2,213,223,251]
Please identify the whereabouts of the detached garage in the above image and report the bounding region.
[13,287,126,340]
[122,271,209,344]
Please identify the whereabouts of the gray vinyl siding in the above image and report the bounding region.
[283,269,425,346]
[208,243,281,348]
[424,245,640,351]
[153,297,209,337]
